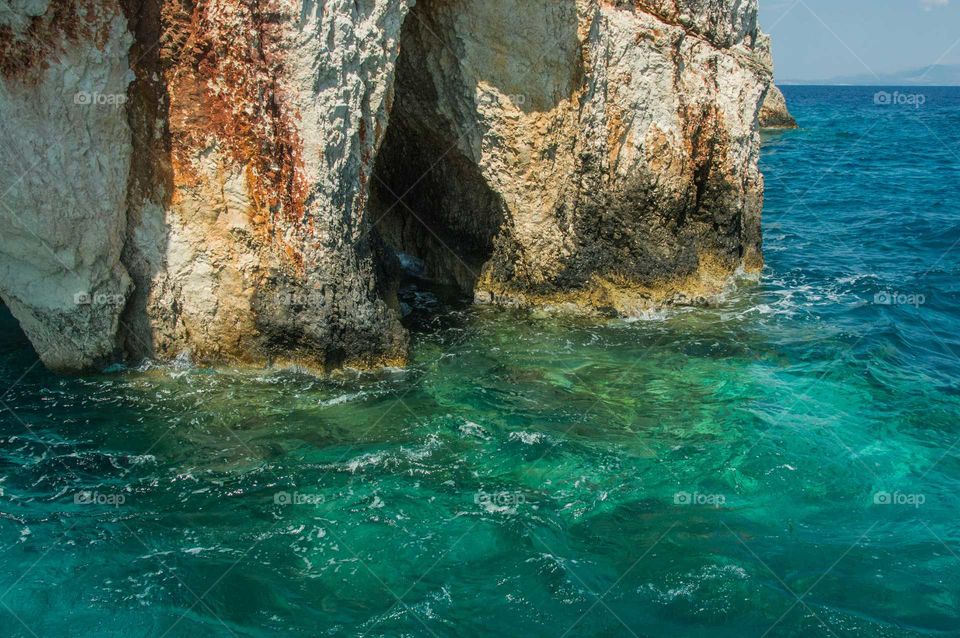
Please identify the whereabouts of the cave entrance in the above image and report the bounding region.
[369,0,505,328]
[0,301,39,367]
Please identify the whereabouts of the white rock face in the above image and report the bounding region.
[0,1,133,371]
[632,0,759,46]
[373,0,771,313]
[0,0,778,371]
[121,0,411,370]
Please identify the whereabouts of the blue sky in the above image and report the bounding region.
[759,0,960,82]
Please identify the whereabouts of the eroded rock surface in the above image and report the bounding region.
[0,0,133,371]
[756,32,797,129]
[760,84,798,129]
[373,0,770,314]
[0,0,782,371]
[120,0,409,371]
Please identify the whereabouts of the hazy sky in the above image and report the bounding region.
[759,0,960,82]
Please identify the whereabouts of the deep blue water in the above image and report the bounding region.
[0,85,958,637]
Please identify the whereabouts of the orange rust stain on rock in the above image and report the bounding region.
[160,0,309,238]
[680,102,727,179]
[356,118,373,219]
[0,0,115,82]
[602,0,689,34]
[604,71,634,175]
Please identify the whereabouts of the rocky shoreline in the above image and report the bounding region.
[0,0,784,372]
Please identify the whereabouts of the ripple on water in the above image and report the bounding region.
[0,85,959,636]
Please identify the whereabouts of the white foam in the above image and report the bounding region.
[319,391,367,407]
[509,431,546,445]
[459,421,489,439]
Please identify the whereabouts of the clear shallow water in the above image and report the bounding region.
[1,85,960,637]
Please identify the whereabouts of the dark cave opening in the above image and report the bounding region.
[369,0,506,327]
[0,302,39,365]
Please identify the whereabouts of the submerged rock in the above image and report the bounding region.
[0,0,783,372]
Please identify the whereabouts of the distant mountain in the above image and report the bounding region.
[782,64,960,86]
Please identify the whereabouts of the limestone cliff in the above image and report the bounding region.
[0,0,133,371]
[0,0,781,372]
[119,0,409,371]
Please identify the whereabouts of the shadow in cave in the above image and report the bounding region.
[369,0,512,333]
[0,301,42,376]
[118,0,174,363]
[368,0,585,335]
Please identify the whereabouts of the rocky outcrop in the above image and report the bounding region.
[754,31,796,129]
[760,84,797,129]
[0,0,780,372]
[0,1,133,371]
[374,0,769,315]
[119,0,409,371]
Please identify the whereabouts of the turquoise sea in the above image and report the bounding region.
[1,86,959,636]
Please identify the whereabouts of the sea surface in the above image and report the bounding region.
[1,86,959,637]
